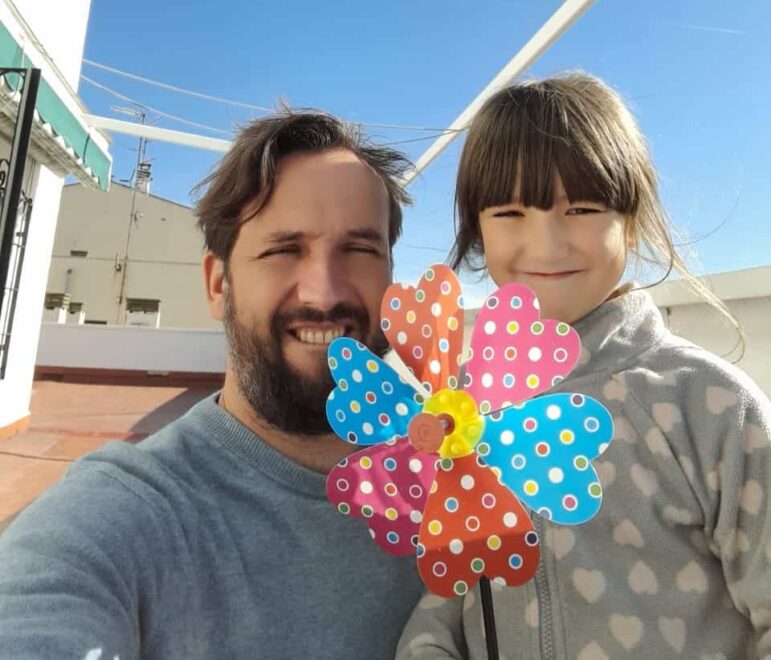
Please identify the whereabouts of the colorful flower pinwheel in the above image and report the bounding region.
[326,265,613,598]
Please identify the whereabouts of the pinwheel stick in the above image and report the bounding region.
[479,577,499,659]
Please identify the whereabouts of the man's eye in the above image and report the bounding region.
[347,244,380,255]
[261,246,300,258]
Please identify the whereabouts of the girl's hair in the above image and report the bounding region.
[450,72,742,357]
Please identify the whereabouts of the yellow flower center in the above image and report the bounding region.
[407,388,484,459]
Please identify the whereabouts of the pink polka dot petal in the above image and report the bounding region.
[464,283,581,411]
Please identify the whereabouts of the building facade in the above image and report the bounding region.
[47,182,216,329]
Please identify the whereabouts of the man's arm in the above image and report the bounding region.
[0,465,165,659]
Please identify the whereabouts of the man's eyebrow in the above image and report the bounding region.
[264,230,308,244]
[262,228,386,244]
[347,228,386,242]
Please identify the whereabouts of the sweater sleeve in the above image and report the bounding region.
[0,465,168,659]
[396,592,467,659]
[680,362,771,657]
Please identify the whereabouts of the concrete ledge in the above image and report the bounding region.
[649,266,771,307]
[35,366,224,388]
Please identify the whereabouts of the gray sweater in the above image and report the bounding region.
[397,287,771,659]
[0,394,424,659]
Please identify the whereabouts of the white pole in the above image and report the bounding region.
[402,0,596,185]
[84,114,231,153]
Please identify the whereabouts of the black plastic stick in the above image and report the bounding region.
[479,576,499,659]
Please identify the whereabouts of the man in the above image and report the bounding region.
[0,111,424,658]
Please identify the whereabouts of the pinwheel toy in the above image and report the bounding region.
[325,264,613,655]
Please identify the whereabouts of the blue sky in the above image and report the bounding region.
[80,0,770,306]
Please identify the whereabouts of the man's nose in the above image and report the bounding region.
[295,256,350,311]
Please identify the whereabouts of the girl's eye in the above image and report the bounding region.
[566,206,603,216]
[491,209,524,218]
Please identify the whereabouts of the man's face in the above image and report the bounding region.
[214,149,392,434]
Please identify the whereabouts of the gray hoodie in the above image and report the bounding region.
[397,286,771,659]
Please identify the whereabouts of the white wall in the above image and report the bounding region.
[0,0,94,429]
[9,0,92,91]
[36,323,226,373]
[0,168,64,427]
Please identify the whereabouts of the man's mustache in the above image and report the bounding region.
[273,303,370,333]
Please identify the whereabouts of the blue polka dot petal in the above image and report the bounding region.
[480,393,614,525]
[326,338,421,446]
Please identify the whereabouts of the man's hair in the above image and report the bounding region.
[193,109,413,262]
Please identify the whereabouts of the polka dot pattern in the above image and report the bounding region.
[327,438,437,557]
[380,265,464,394]
[465,283,580,411]
[480,393,614,525]
[417,454,540,598]
[327,338,422,446]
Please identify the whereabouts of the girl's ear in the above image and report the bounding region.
[625,217,638,253]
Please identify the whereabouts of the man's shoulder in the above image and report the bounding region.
[72,397,217,500]
[6,398,219,540]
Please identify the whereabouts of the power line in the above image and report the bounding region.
[82,59,464,133]
[83,59,275,113]
[384,131,462,146]
[81,75,233,135]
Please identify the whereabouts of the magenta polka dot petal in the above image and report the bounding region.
[326,438,437,557]
[464,284,581,413]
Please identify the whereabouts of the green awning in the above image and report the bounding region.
[0,22,111,191]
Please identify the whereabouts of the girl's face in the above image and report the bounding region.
[479,174,628,324]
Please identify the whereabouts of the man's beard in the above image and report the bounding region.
[223,289,389,435]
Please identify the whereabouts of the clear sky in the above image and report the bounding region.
[80,0,771,306]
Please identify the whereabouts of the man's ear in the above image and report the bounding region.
[203,252,227,321]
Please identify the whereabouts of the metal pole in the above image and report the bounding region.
[115,112,146,324]
[0,68,40,319]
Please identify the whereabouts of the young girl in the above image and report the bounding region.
[397,73,771,659]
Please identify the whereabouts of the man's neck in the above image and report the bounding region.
[218,380,357,474]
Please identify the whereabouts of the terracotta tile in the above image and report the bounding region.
[0,380,217,530]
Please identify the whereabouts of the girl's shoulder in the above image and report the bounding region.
[621,329,769,425]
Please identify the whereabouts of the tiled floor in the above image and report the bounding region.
[0,380,217,532]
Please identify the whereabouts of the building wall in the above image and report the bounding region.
[48,183,217,328]
[0,0,93,431]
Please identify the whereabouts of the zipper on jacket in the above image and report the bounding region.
[535,517,555,660]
